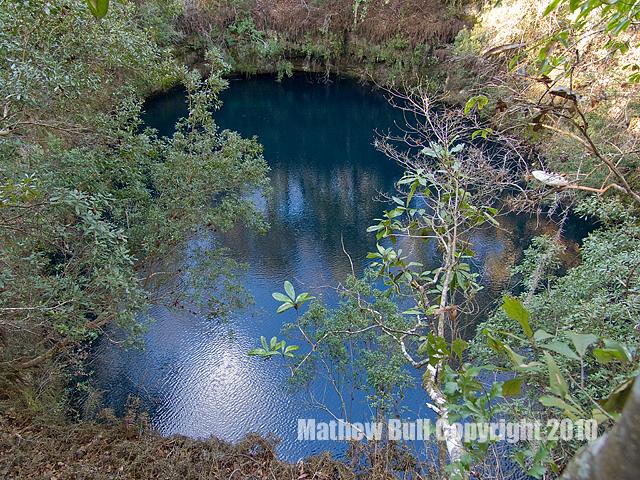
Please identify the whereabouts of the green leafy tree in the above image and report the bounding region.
[0,0,269,412]
[252,90,528,478]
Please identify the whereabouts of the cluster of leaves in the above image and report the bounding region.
[247,281,311,358]
[543,0,640,43]
[248,335,299,358]
[250,277,416,411]
[0,0,269,404]
[296,275,418,407]
[366,139,498,306]
[365,110,639,477]
[471,220,640,473]
[222,15,294,81]
[487,296,634,415]
[453,0,640,206]
[1,0,181,138]
[271,280,315,313]
[484,294,634,476]
[352,36,440,87]
[439,361,522,476]
[245,108,637,480]
[305,278,418,406]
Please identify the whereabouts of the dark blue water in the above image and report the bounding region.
[92,74,578,461]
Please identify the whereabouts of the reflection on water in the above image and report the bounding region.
[92,74,586,460]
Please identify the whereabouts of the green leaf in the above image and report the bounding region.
[504,345,527,368]
[407,180,418,205]
[593,349,617,363]
[276,302,294,313]
[534,329,554,342]
[593,339,632,364]
[86,0,109,19]
[272,292,290,302]
[450,143,464,154]
[592,408,613,423]
[284,280,295,300]
[567,332,598,357]
[539,395,584,419]
[502,377,523,396]
[483,210,500,226]
[463,95,489,115]
[542,0,562,16]
[514,451,527,468]
[452,338,469,361]
[403,306,423,315]
[599,377,636,414]
[483,330,502,352]
[502,295,533,339]
[295,292,315,305]
[543,341,580,361]
[603,339,632,361]
[527,465,546,479]
[471,128,492,140]
[544,352,569,398]
[593,349,628,363]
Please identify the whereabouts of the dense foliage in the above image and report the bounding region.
[0,0,268,412]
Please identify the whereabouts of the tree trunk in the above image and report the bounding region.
[424,364,466,472]
[561,377,640,480]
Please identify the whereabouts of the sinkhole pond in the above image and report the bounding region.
[92,74,590,461]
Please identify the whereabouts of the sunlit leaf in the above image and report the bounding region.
[539,395,584,419]
[599,377,636,414]
[276,302,293,313]
[542,0,562,17]
[86,0,109,19]
[452,338,469,361]
[504,345,527,368]
[534,329,554,342]
[593,339,632,364]
[463,95,489,115]
[272,292,290,302]
[284,280,295,300]
[502,295,533,339]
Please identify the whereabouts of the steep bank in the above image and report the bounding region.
[0,407,353,479]
[176,0,468,86]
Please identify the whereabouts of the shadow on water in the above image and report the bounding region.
[92,73,593,461]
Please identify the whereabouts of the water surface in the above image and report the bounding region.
[93,74,584,460]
